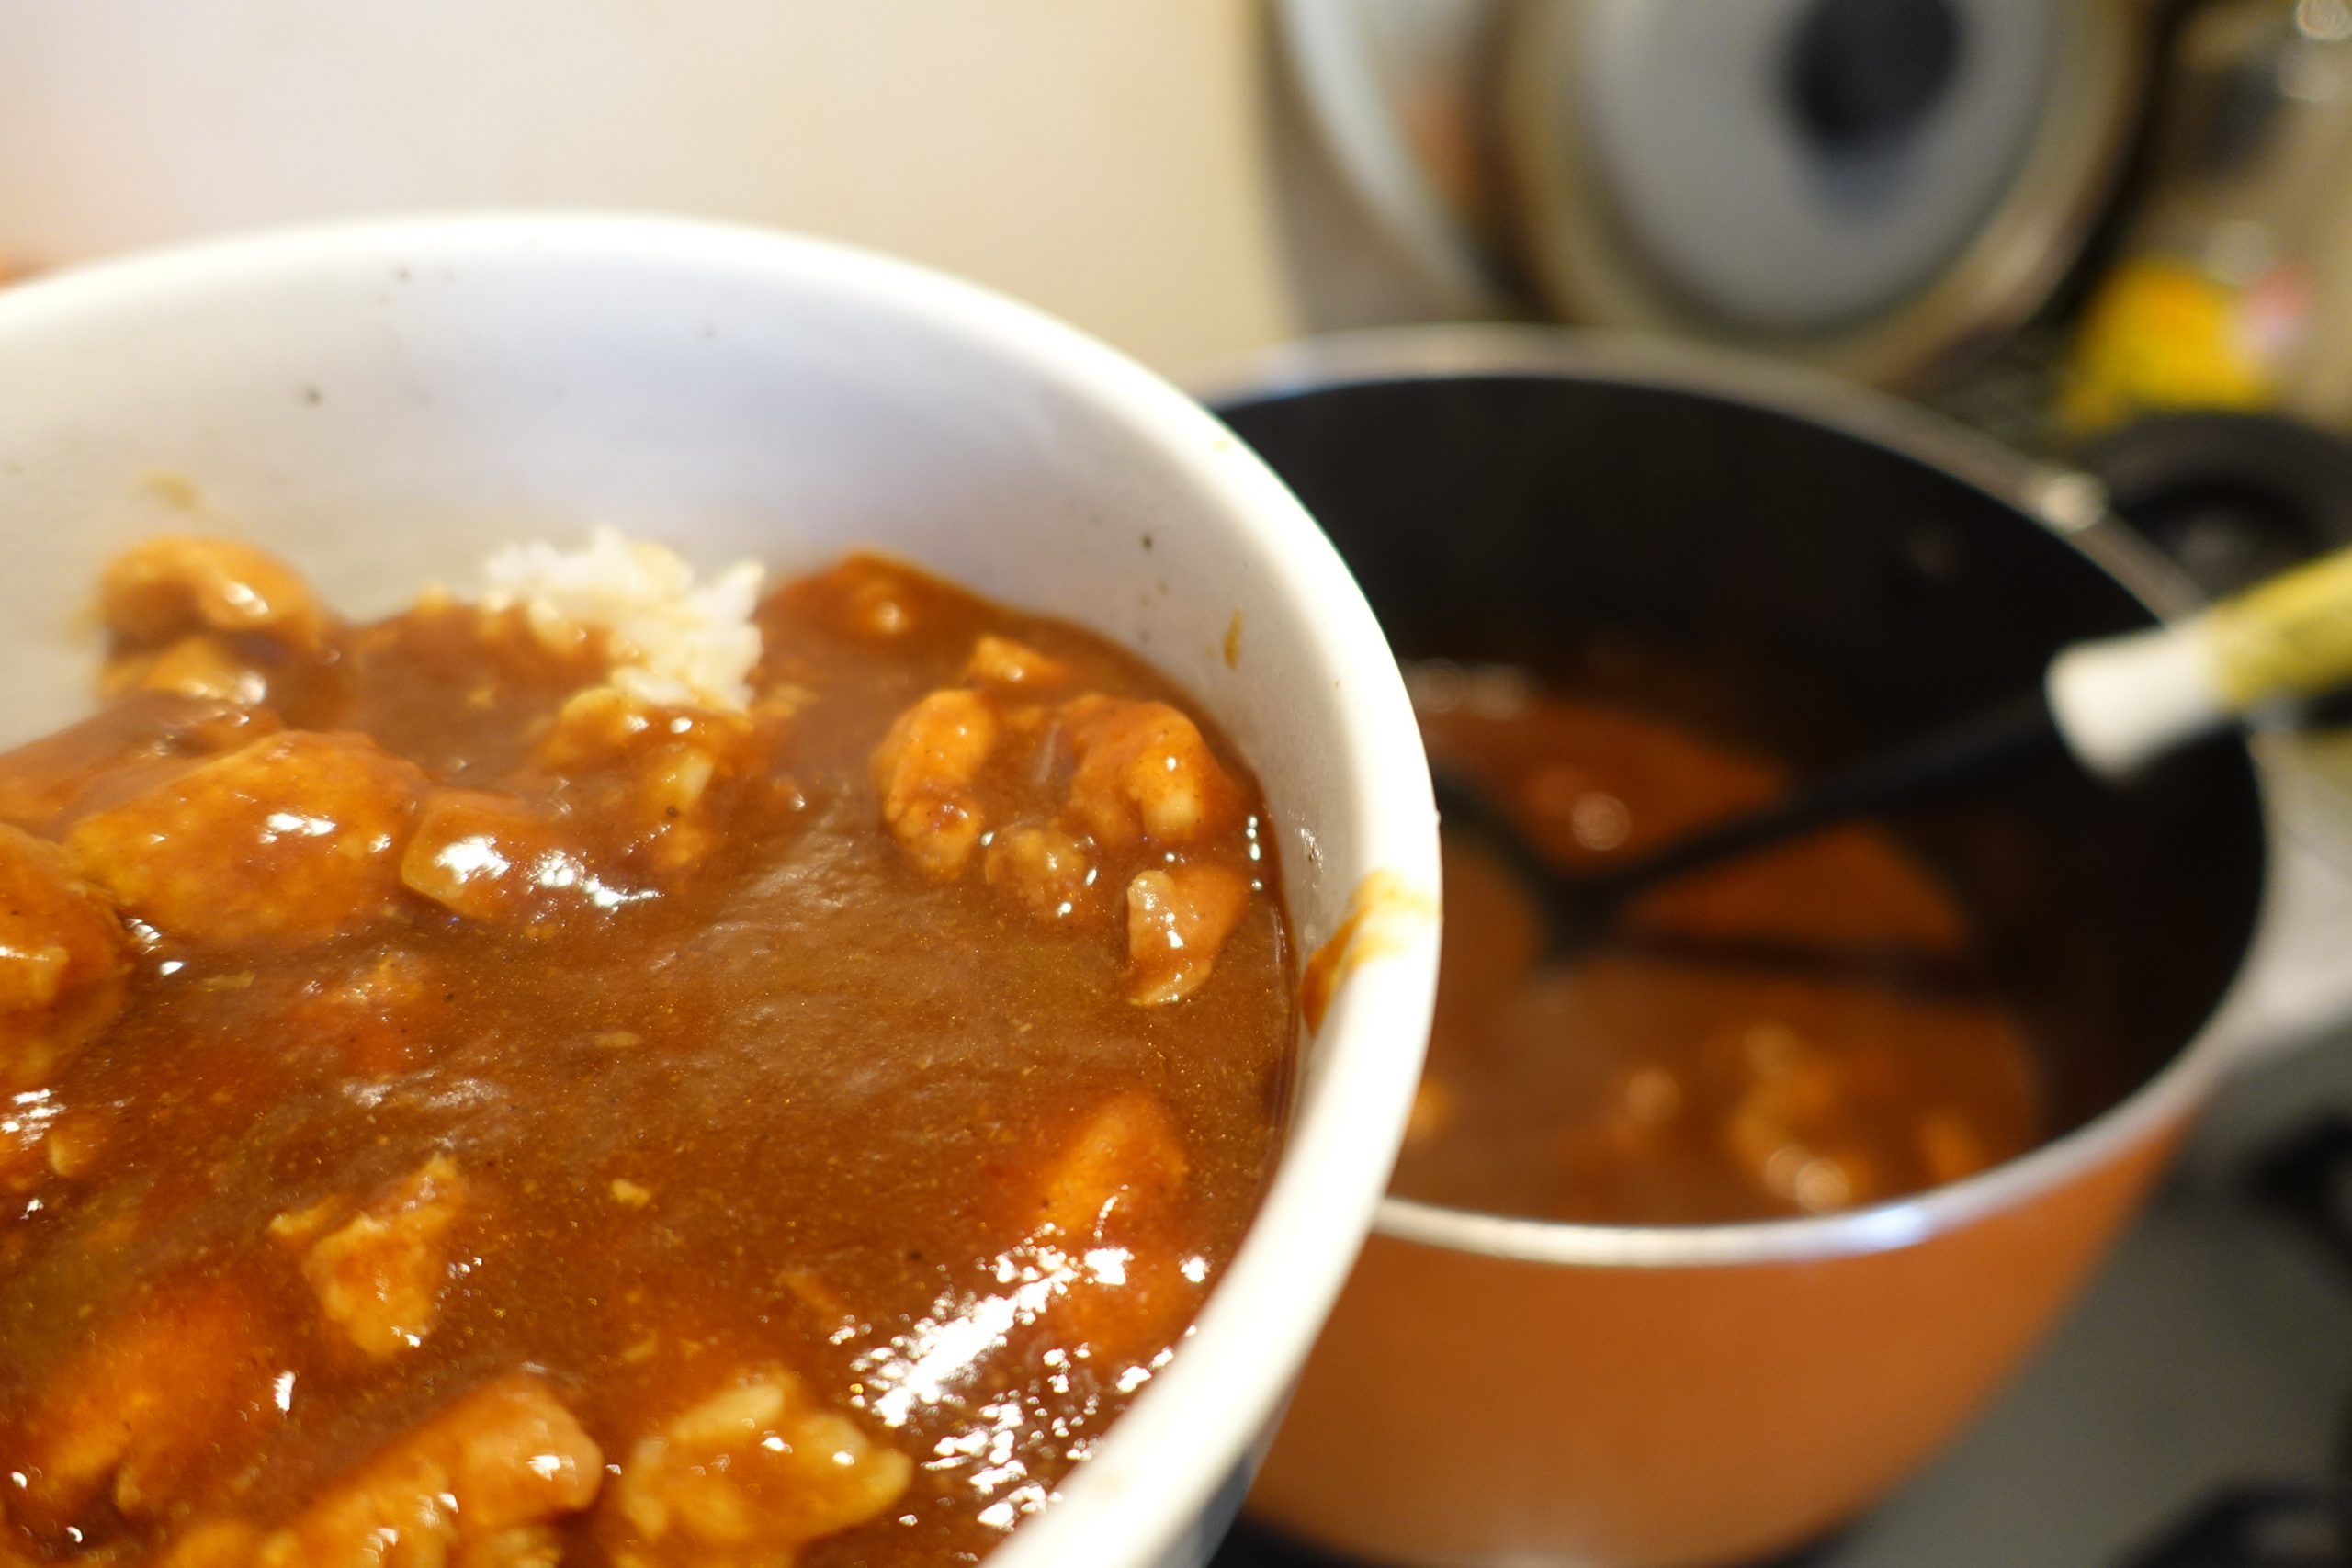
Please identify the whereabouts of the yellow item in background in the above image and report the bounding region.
[2052,0,2352,439]
[2057,256,2297,434]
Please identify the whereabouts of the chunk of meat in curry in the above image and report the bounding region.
[0,826,125,1096]
[62,731,424,947]
[5,1277,281,1535]
[1025,1090,1204,1365]
[98,536,329,656]
[867,682,1262,1005]
[0,540,1293,1568]
[869,689,998,880]
[604,1366,910,1568]
[284,1154,467,1359]
[172,1372,604,1568]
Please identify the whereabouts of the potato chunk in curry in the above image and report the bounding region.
[400,788,641,927]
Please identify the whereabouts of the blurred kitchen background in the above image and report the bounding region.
[20,2,2352,594]
[13,3,2352,1563]
[6,2,2352,427]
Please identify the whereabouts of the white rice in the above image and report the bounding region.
[480,528,765,712]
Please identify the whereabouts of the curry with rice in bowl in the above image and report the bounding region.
[0,528,1296,1566]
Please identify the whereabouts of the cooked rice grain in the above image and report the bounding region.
[481,529,764,712]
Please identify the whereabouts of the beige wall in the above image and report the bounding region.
[0,0,1297,376]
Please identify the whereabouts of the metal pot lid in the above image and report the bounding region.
[1272,0,1505,312]
[1496,0,2151,389]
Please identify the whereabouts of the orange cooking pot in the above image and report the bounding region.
[1213,330,2278,1568]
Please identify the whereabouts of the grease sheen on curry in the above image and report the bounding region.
[0,537,1295,1567]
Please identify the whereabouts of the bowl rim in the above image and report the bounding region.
[0,214,1445,1566]
[1204,322,2283,1270]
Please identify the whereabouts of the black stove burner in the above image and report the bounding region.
[2116,1114,2352,1568]
[2248,1116,2352,1286]
[1208,1522,1346,1566]
[2115,1485,2351,1568]
[1208,1515,1845,1565]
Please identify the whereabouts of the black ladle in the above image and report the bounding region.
[1431,690,2058,952]
[1431,539,2352,959]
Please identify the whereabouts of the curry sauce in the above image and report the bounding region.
[0,538,1294,1566]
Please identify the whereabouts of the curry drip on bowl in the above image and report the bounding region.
[1395,659,2043,1226]
[0,535,1294,1567]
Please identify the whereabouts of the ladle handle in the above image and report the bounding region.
[2049,543,2352,778]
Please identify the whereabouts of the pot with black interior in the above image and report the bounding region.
[1211,331,2277,1568]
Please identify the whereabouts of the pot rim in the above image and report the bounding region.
[1204,322,2284,1269]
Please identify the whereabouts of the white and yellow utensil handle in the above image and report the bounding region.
[2047,544,2352,779]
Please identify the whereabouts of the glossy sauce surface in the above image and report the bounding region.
[0,541,1293,1566]
[1395,661,2042,1225]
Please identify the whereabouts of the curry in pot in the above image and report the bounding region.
[1395,659,2044,1225]
[0,534,1294,1567]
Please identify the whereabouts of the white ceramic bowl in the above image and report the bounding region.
[0,215,1442,1568]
